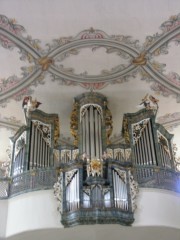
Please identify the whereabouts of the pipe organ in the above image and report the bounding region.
[60,93,137,227]
[9,92,178,227]
[10,110,59,176]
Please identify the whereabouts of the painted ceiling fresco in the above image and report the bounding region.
[0,0,180,164]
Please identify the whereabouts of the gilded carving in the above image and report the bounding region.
[38,56,53,71]
[54,116,60,147]
[132,52,147,66]
[87,158,103,177]
[122,118,130,144]
[70,102,79,146]
[105,103,113,145]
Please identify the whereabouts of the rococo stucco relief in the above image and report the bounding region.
[0,14,180,104]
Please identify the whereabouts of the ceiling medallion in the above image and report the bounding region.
[0,14,180,106]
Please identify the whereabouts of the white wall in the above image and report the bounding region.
[5,190,62,237]
[133,188,180,228]
[0,200,8,239]
[0,188,180,238]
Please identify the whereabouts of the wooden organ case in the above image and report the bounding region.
[58,92,138,227]
[9,92,179,227]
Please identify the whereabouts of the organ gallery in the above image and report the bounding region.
[9,92,179,227]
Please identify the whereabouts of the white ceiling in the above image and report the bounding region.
[0,0,180,163]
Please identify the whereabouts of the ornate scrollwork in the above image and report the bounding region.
[173,144,180,171]
[0,14,180,106]
[0,159,11,177]
[129,171,139,212]
[32,120,51,146]
[132,118,149,144]
[53,172,63,213]
[72,149,79,160]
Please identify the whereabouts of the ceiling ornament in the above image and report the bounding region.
[0,114,22,131]
[0,14,180,107]
[157,112,180,131]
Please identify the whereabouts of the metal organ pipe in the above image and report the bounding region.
[113,169,128,211]
[66,170,80,212]
[13,146,25,175]
[95,109,99,158]
[98,110,102,159]
[81,104,102,159]
[85,109,90,157]
[133,119,156,167]
[158,132,171,168]
[90,105,94,158]
[29,121,51,170]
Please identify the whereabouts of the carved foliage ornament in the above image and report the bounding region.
[132,118,150,144]
[104,103,113,145]
[53,172,63,213]
[129,171,139,212]
[70,102,79,146]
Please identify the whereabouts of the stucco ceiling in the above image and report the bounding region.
[0,0,180,164]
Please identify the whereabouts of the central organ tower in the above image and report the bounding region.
[70,92,112,160]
